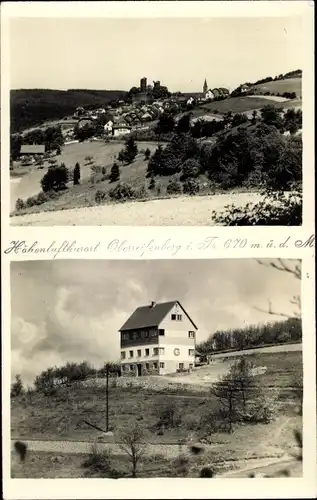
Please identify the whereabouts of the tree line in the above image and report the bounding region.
[10,89,127,133]
[197,317,302,355]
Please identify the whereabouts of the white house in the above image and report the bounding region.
[187,97,195,106]
[119,300,198,376]
[205,89,215,100]
[104,120,114,134]
[112,123,132,137]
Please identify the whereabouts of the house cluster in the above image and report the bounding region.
[118,300,198,377]
[203,78,230,101]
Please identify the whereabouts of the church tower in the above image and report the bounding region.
[203,78,208,94]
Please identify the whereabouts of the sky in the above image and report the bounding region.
[9,16,303,92]
[11,259,300,385]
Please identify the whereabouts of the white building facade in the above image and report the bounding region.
[119,301,197,376]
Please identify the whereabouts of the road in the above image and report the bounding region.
[10,192,265,226]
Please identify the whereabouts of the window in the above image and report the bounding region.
[159,347,165,355]
[153,362,158,369]
[130,365,134,371]
[122,333,129,341]
[188,331,195,338]
[145,363,150,370]
[133,332,137,340]
[153,347,159,356]
[159,329,165,336]
[189,363,193,370]
[137,349,141,357]
[177,314,182,321]
[160,362,165,368]
[144,330,149,338]
[179,363,184,370]
[171,314,182,321]
[145,348,150,356]
[189,349,195,356]
[121,351,126,360]
[129,350,133,358]
[151,330,157,337]
[171,314,176,320]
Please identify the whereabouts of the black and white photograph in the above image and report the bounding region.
[7,14,306,227]
[11,258,303,479]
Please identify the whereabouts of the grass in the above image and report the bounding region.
[11,351,302,443]
[253,77,302,98]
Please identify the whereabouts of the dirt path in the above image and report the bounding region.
[11,439,208,459]
[10,192,264,226]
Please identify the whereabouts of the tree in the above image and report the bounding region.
[180,158,200,181]
[110,163,120,183]
[41,163,69,192]
[117,423,147,477]
[11,374,24,397]
[177,114,191,134]
[155,112,175,135]
[144,148,151,160]
[124,137,138,163]
[260,105,284,129]
[56,146,62,155]
[210,372,240,433]
[73,162,80,185]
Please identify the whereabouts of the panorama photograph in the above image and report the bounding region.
[9,16,303,226]
[11,259,302,478]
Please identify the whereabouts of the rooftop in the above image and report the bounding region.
[119,300,197,331]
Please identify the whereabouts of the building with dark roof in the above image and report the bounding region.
[119,300,197,376]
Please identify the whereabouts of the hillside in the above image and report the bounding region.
[11,348,302,478]
[10,89,127,133]
[253,77,302,98]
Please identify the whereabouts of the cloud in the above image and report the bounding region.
[10,259,300,385]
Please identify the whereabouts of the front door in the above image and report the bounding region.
[137,364,142,376]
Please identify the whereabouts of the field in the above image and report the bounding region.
[10,140,159,213]
[253,77,302,98]
[11,349,302,478]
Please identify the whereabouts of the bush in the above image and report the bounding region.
[166,179,182,195]
[110,163,120,183]
[41,164,69,192]
[109,183,135,201]
[239,396,277,424]
[180,158,200,181]
[149,177,156,190]
[15,198,26,211]
[95,190,107,204]
[183,178,200,195]
[155,400,182,428]
[82,445,113,475]
[211,189,302,226]
[133,186,148,199]
[11,375,24,397]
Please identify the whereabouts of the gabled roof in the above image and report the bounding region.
[20,145,45,154]
[119,300,198,331]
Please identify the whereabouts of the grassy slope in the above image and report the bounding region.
[253,77,302,98]
[11,140,213,216]
[11,351,302,443]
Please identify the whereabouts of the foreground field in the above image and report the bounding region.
[10,191,265,226]
[11,349,302,478]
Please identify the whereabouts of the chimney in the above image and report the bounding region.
[150,301,156,308]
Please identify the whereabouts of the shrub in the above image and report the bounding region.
[110,163,120,183]
[144,148,151,160]
[211,190,302,226]
[41,164,69,192]
[149,177,156,190]
[134,186,148,199]
[166,179,182,195]
[239,396,277,424]
[155,400,182,428]
[109,183,135,201]
[183,178,200,195]
[180,158,200,181]
[82,444,114,475]
[200,467,214,478]
[95,190,107,204]
[11,375,24,397]
[15,198,26,211]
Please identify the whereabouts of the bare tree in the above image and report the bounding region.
[117,423,147,477]
[255,259,301,318]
